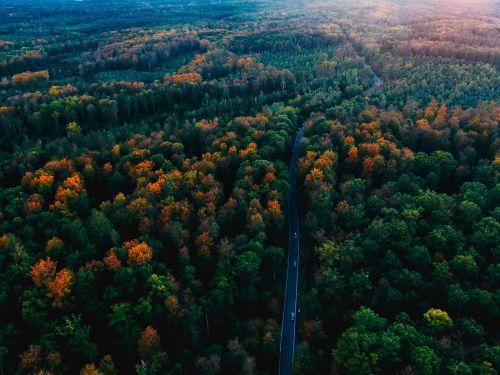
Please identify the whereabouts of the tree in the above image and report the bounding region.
[293,342,315,374]
[18,345,42,373]
[423,309,453,331]
[98,355,116,375]
[235,251,261,300]
[450,255,478,278]
[88,209,114,246]
[108,303,139,355]
[126,240,153,265]
[457,200,481,226]
[137,326,167,373]
[411,346,441,375]
[267,199,283,221]
[334,307,391,374]
[347,146,358,161]
[168,73,202,85]
[80,363,103,375]
[30,258,56,287]
[12,70,49,86]
[57,315,99,362]
[67,121,82,137]
[434,103,447,126]
[47,268,74,307]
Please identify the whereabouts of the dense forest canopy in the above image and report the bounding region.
[0,0,498,374]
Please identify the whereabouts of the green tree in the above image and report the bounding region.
[57,315,99,362]
[108,303,139,355]
[88,209,114,246]
[411,346,441,375]
[235,251,261,300]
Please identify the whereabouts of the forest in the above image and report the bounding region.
[0,0,498,374]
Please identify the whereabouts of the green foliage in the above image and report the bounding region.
[56,315,99,362]
[411,346,441,375]
[0,0,498,373]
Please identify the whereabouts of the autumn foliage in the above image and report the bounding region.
[125,240,153,265]
[30,258,73,307]
[168,72,202,84]
[30,258,57,287]
[46,268,74,307]
[138,326,161,359]
[0,1,498,374]
[12,70,49,86]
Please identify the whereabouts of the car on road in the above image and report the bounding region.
[293,260,297,268]
[293,232,297,239]
[290,312,295,321]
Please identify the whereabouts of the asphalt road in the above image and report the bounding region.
[278,126,305,375]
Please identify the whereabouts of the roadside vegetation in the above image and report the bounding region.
[0,0,498,373]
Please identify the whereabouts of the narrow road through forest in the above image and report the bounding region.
[278,71,382,374]
[278,126,305,375]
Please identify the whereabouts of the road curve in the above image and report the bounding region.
[278,126,305,375]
